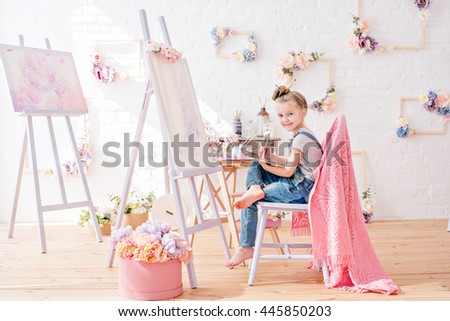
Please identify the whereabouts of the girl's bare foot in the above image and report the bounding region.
[225,247,254,268]
[234,185,264,209]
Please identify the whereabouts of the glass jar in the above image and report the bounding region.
[256,107,269,137]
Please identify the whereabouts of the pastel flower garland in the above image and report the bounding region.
[147,40,182,63]
[210,27,232,47]
[397,90,449,138]
[210,27,257,63]
[309,85,336,113]
[277,51,323,83]
[277,51,335,113]
[231,34,257,63]
[348,1,432,54]
[347,15,384,54]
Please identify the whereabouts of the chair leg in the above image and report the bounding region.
[268,227,284,254]
[248,208,268,286]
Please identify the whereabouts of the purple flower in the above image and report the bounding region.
[363,211,373,224]
[136,219,171,240]
[62,160,78,175]
[423,99,437,112]
[359,35,378,52]
[162,232,185,258]
[414,0,432,11]
[111,226,133,245]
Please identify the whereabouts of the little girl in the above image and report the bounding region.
[226,85,323,268]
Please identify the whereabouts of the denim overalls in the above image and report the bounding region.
[239,130,322,247]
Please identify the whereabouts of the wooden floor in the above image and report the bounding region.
[0,219,449,301]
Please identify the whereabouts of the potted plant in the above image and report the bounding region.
[109,190,156,229]
[78,207,115,236]
[111,219,193,300]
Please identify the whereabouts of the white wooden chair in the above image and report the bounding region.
[248,201,329,285]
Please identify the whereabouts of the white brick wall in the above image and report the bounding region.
[0,0,449,223]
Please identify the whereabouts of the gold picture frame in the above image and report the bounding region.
[356,0,427,51]
[399,97,447,135]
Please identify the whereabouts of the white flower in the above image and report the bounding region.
[247,43,256,52]
[363,199,374,213]
[233,52,245,63]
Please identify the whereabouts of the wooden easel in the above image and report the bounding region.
[7,36,102,253]
[107,10,235,288]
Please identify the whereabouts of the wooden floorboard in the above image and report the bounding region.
[0,219,449,301]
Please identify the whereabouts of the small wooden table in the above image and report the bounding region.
[200,158,283,251]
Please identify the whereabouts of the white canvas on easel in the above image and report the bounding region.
[1,37,102,253]
[107,11,235,288]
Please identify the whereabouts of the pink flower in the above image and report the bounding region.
[279,53,295,69]
[90,52,102,64]
[435,92,450,108]
[295,53,310,70]
[358,19,369,34]
[347,35,359,51]
[322,98,336,112]
[147,41,161,52]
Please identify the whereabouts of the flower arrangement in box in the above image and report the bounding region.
[266,210,287,228]
[78,207,115,235]
[109,190,156,229]
[111,219,193,264]
[112,219,193,300]
[267,210,287,222]
[109,190,156,215]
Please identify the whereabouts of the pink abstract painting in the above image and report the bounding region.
[0,44,88,114]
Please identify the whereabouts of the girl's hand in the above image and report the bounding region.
[257,146,266,159]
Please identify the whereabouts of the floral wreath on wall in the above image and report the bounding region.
[90,52,120,84]
[397,90,450,138]
[276,51,336,113]
[210,27,257,63]
[347,0,433,54]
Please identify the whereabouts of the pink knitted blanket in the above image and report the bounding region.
[308,114,399,295]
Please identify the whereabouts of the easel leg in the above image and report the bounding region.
[9,126,28,238]
[65,117,102,243]
[172,178,198,289]
[107,80,153,267]
[27,117,47,253]
[47,116,68,204]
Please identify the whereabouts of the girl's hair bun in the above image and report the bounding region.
[272,85,290,101]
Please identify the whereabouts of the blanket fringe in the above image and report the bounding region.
[290,226,311,236]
